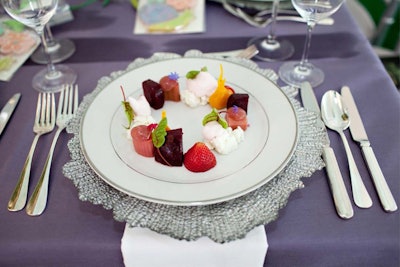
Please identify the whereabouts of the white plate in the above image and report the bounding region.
[80,56,298,206]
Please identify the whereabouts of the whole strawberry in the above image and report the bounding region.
[184,142,216,172]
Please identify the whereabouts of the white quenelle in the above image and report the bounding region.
[202,121,244,155]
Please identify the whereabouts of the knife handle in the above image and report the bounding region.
[322,146,354,219]
[361,146,398,212]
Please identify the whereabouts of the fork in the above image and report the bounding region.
[8,93,56,211]
[204,44,259,59]
[26,84,79,216]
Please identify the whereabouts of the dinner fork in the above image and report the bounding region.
[8,93,56,211]
[204,44,259,59]
[26,84,79,216]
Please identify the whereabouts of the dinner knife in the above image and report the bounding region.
[0,93,21,136]
[300,82,353,219]
[341,86,397,212]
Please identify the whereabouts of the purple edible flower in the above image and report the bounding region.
[168,72,179,81]
[233,105,239,113]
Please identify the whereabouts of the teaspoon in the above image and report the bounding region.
[321,90,372,208]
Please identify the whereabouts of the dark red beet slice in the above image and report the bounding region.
[142,79,165,109]
[227,93,249,113]
[155,128,183,166]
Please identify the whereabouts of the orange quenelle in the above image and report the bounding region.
[208,65,233,109]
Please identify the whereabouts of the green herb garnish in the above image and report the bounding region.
[202,108,228,129]
[185,66,208,79]
[152,117,168,148]
[120,86,134,129]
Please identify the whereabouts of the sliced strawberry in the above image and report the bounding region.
[184,142,216,172]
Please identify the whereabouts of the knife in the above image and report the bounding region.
[0,93,21,136]
[341,86,397,212]
[300,82,353,219]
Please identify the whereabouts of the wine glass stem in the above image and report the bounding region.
[299,21,316,70]
[40,30,58,77]
[44,24,56,46]
[267,0,279,43]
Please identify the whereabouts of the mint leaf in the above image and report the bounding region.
[202,108,228,129]
[152,117,168,148]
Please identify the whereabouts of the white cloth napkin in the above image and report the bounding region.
[121,224,268,267]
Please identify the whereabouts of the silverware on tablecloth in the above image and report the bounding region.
[0,93,21,136]
[235,8,334,28]
[221,0,334,28]
[341,86,397,212]
[204,44,259,59]
[8,93,55,211]
[321,90,372,209]
[300,82,353,219]
[26,84,79,216]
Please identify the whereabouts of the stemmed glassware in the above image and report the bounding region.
[279,0,345,87]
[248,0,294,61]
[1,0,77,92]
[30,24,76,64]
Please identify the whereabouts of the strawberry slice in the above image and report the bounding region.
[184,142,217,172]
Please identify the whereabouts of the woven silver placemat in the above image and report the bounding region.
[63,51,326,243]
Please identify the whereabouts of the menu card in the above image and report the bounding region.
[0,16,40,82]
[134,0,205,34]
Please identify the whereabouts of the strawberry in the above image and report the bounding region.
[184,142,216,172]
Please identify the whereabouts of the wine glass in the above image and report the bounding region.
[30,24,76,64]
[279,0,345,87]
[248,0,294,61]
[2,0,77,92]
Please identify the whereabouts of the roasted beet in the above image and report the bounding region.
[227,93,249,113]
[142,79,165,109]
[154,128,183,166]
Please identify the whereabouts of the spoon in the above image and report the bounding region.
[321,90,372,208]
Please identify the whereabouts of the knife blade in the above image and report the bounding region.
[341,85,397,212]
[0,93,21,136]
[300,82,353,219]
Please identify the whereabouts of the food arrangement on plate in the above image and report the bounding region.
[120,64,249,173]
[78,54,298,205]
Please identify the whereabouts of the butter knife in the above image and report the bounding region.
[341,86,397,212]
[301,82,353,219]
[0,93,21,136]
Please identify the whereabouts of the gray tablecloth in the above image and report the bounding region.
[0,1,399,267]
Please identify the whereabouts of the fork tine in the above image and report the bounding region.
[58,86,65,118]
[45,93,51,126]
[50,93,55,127]
[40,93,47,125]
[35,93,42,125]
[73,84,78,114]
[68,84,73,114]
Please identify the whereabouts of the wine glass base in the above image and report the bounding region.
[248,37,294,62]
[32,64,77,93]
[279,61,324,87]
[31,38,76,64]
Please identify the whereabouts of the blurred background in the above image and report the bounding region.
[347,0,399,88]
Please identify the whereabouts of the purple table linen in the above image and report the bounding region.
[0,2,399,267]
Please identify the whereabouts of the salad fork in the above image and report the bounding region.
[26,84,79,216]
[8,93,56,211]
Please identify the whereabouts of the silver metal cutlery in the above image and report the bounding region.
[26,84,79,216]
[204,44,259,59]
[341,86,397,212]
[300,82,353,219]
[321,90,372,209]
[8,93,55,211]
[221,0,334,28]
[0,93,21,136]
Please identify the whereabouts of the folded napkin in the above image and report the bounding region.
[121,224,268,267]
